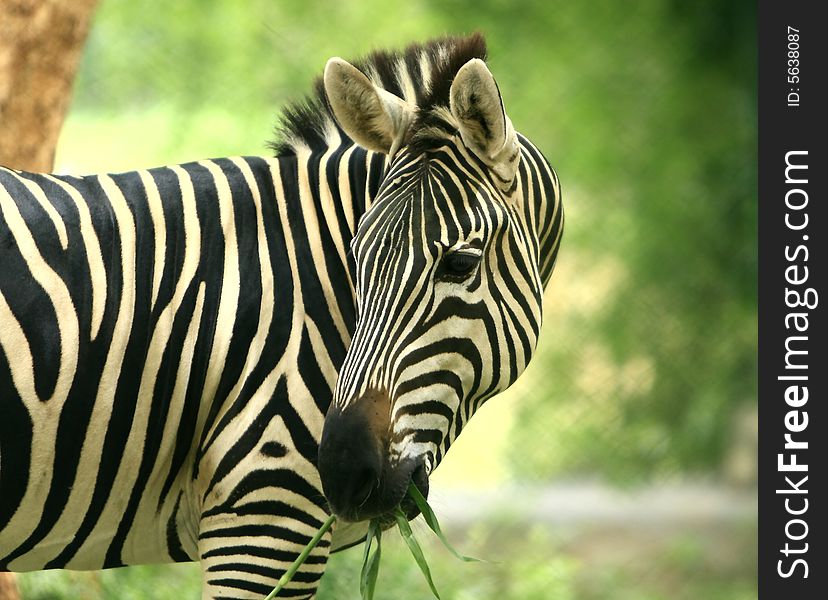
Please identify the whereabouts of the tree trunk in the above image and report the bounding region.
[0,574,20,600]
[0,4,98,597]
[0,0,98,172]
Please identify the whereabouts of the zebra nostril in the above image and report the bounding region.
[351,467,377,506]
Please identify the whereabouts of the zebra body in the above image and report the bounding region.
[0,154,370,590]
[0,34,562,599]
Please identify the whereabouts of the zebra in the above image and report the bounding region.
[0,33,563,599]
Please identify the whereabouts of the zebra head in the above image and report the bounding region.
[317,41,561,523]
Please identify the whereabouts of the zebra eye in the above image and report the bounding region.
[438,250,482,282]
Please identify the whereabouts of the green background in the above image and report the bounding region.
[19,0,757,598]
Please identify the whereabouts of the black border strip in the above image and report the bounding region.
[759,2,826,597]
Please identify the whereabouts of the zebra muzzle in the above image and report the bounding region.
[318,390,429,522]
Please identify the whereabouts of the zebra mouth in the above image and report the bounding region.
[331,457,430,524]
[373,461,430,528]
[388,462,429,526]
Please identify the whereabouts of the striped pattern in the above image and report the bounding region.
[0,34,563,600]
[0,151,384,598]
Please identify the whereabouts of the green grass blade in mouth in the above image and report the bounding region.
[264,485,479,599]
[263,513,336,600]
[408,483,482,563]
[394,508,442,599]
[360,519,382,600]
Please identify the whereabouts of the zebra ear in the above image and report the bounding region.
[450,59,519,185]
[324,57,413,154]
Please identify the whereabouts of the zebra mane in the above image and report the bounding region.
[269,33,488,155]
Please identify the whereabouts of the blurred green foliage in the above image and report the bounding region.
[17,563,200,600]
[62,0,756,481]
[18,519,757,599]
[501,0,757,481]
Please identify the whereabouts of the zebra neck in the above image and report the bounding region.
[273,142,388,266]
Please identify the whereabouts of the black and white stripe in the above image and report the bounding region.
[1,34,562,599]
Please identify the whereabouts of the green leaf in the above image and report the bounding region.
[264,513,336,600]
[360,520,382,600]
[395,508,441,599]
[408,484,482,563]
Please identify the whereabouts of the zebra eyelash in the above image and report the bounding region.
[435,246,483,282]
